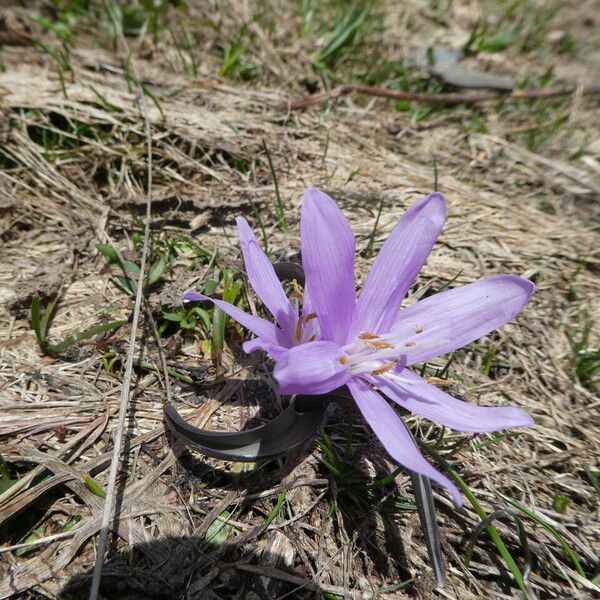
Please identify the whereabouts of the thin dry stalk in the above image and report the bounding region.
[279,82,600,111]
[87,12,155,600]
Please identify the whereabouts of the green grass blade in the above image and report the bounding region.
[97,243,121,263]
[146,254,167,285]
[136,360,193,384]
[88,85,123,112]
[40,297,59,337]
[425,445,531,598]
[452,468,530,597]
[31,296,46,348]
[498,492,586,577]
[316,7,368,65]
[47,320,126,354]
[205,510,235,546]
[365,196,384,256]
[262,139,287,230]
[82,472,106,498]
[260,491,287,532]
[211,305,225,366]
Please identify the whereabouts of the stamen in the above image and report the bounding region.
[304,312,318,322]
[426,376,454,388]
[339,355,349,365]
[291,279,304,302]
[358,332,379,340]
[371,362,395,375]
[404,341,416,347]
[415,324,424,334]
[294,318,302,342]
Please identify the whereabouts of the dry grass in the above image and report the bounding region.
[1,1,599,598]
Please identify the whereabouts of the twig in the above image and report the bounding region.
[144,302,173,406]
[88,9,154,600]
[278,83,600,111]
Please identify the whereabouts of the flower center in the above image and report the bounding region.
[339,324,448,377]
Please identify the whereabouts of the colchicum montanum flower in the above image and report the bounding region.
[183,189,534,505]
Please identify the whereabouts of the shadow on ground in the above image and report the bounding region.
[57,531,408,599]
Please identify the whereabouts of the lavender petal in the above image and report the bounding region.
[182,291,278,343]
[370,368,534,432]
[273,341,351,395]
[301,188,356,344]
[347,378,462,506]
[236,217,296,341]
[392,275,534,365]
[350,193,446,339]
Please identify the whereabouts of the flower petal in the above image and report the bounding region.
[347,378,462,506]
[369,368,534,432]
[391,275,534,365]
[182,291,278,342]
[301,188,356,344]
[243,338,287,360]
[273,341,351,396]
[236,217,296,340]
[350,193,446,338]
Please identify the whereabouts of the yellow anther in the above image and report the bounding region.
[339,355,349,365]
[371,362,395,376]
[294,318,302,342]
[358,332,379,340]
[426,376,454,388]
[404,341,416,347]
[291,279,304,302]
[304,312,318,322]
[415,324,424,334]
[366,341,394,349]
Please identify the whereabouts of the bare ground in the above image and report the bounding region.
[0,1,599,599]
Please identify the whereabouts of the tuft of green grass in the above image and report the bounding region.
[101,0,186,40]
[312,5,370,70]
[218,26,258,80]
[301,0,386,86]
[31,295,125,355]
[464,0,559,55]
[565,313,600,390]
[498,492,587,579]
[424,443,532,599]
[210,268,243,367]
[169,22,198,77]
[318,429,415,515]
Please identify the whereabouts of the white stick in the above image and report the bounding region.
[88,9,154,600]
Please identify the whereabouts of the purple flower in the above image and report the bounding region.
[184,188,534,505]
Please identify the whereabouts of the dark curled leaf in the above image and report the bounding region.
[164,396,329,461]
[432,65,515,91]
[411,472,446,587]
[272,262,305,286]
